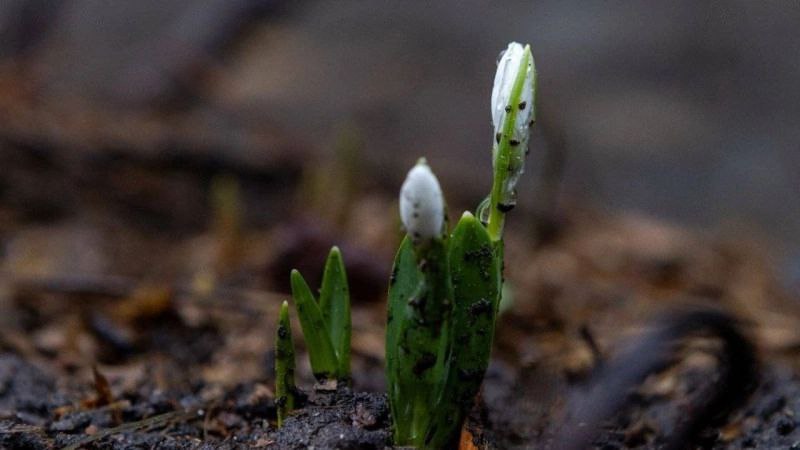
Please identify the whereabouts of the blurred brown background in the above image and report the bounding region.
[1,0,798,281]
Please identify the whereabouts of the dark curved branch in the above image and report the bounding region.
[556,308,759,450]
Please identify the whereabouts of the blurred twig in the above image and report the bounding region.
[558,308,758,450]
[62,408,201,450]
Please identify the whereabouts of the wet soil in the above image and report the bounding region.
[0,352,388,450]
[4,348,800,449]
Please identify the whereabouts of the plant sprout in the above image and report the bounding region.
[290,246,351,382]
[276,41,537,445]
[275,300,296,427]
[386,41,537,448]
[387,159,451,445]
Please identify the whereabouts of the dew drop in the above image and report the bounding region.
[500,189,518,211]
[476,195,492,225]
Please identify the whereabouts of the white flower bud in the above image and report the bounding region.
[488,42,537,219]
[491,42,535,143]
[399,159,445,244]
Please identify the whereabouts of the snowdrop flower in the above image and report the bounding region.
[400,159,445,244]
[491,42,535,144]
[486,42,537,239]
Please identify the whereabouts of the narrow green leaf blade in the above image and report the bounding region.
[275,301,296,427]
[290,269,339,381]
[385,236,421,442]
[319,246,351,379]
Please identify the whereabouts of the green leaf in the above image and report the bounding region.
[319,246,351,379]
[290,269,339,381]
[425,212,501,448]
[386,236,452,446]
[386,237,423,442]
[275,301,296,427]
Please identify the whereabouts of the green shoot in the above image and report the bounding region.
[386,41,537,448]
[278,40,537,449]
[290,247,352,382]
[319,247,352,378]
[387,159,451,445]
[275,301,296,427]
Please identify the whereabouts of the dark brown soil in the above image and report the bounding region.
[0,351,390,449]
[272,388,390,449]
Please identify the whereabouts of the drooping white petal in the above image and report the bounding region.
[399,160,444,244]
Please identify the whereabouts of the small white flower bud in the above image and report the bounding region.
[399,159,445,244]
[488,42,537,222]
[491,42,535,143]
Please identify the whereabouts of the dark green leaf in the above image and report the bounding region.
[385,237,422,442]
[290,269,339,380]
[425,212,501,448]
[319,246,351,379]
[386,236,452,446]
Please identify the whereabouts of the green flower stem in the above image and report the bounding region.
[487,46,533,241]
[275,301,296,427]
